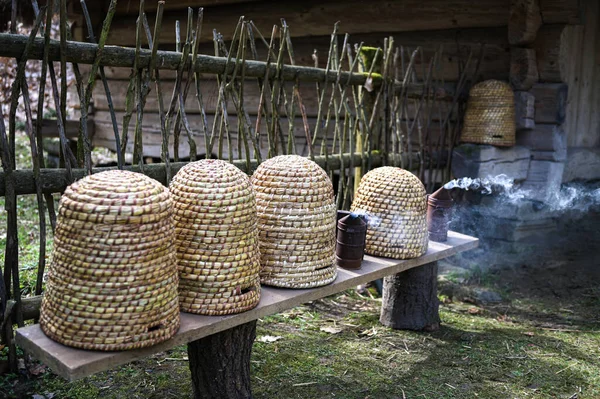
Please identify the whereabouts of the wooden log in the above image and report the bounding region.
[380,261,440,331]
[106,0,512,47]
[0,152,377,196]
[516,123,566,151]
[539,0,581,24]
[116,0,262,14]
[92,111,326,159]
[92,78,325,116]
[510,47,539,90]
[87,27,510,82]
[508,0,542,46]
[514,91,535,130]
[93,110,448,159]
[530,83,567,124]
[187,321,256,399]
[534,24,569,82]
[35,118,94,139]
[8,296,42,324]
[0,33,387,88]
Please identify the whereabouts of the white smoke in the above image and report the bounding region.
[445,175,600,214]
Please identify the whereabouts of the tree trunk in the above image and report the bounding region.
[379,262,440,331]
[187,321,257,399]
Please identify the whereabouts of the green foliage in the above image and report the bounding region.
[358,46,382,73]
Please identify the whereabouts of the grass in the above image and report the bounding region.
[0,288,597,399]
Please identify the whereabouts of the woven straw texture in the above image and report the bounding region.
[461,80,516,147]
[39,170,180,351]
[351,167,428,259]
[251,155,337,288]
[170,159,261,315]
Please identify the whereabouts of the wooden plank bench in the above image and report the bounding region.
[16,231,478,397]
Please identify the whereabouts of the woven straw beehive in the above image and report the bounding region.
[461,80,516,147]
[170,160,261,315]
[251,155,337,288]
[351,167,428,259]
[39,170,180,351]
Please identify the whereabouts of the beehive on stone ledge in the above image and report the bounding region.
[351,166,428,259]
[40,170,180,351]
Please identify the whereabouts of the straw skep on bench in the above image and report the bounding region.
[16,231,477,399]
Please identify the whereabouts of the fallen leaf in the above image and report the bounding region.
[468,307,481,315]
[364,77,374,92]
[28,363,47,376]
[523,331,535,337]
[320,326,343,334]
[257,335,283,343]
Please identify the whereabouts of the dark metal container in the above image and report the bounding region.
[427,187,454,242]
[336,213,367,270]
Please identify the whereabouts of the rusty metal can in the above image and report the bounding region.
[335,213,367,270]
[427,187,454,242]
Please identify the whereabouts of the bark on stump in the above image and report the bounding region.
[380,262,440,331]
[187,321,257,399]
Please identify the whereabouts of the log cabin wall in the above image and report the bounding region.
[81,0,594,187]
[80,0,517,161]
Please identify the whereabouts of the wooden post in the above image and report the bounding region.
[187,321,257,399]
[380,261,441,331]
[355,47,382,194]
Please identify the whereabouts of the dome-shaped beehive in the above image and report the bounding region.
[251,155,337,288]
[351,167,428,259]
[170,160,261,315]
[460,80,515,147]
[39,170,180,351]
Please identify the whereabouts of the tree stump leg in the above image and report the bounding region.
[187,320,257,399]
[379,262,440,331]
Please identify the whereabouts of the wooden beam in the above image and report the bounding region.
[15,231,479,382]
[0,152,375,196]
[530,83,567,124]
[106,0,510,47]
[87,27,510,82]
[514,90,535,130]
[35,118,94,139]
[510,47,539,89]
[508,0,542,46]
[534,24,568,82]
[539,0,581,24]
[116,0,263,14]
[564,0,600,148]
[0,33,431,92]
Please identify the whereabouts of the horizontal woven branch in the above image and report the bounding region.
[0,33,454,97]
[0,152,391,196]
